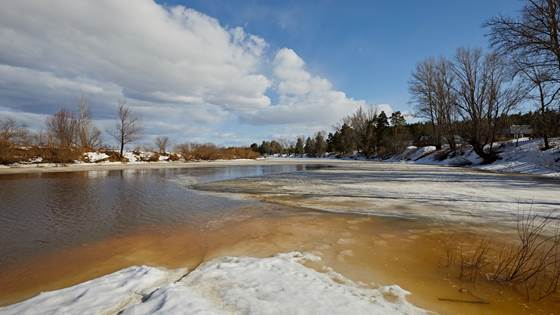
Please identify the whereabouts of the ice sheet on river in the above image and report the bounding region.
[0,252,427,315]
[193,163,560,229]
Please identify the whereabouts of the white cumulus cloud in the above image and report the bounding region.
[0,0,393,144]
[242,48,368,128]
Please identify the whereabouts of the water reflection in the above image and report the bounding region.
[0,164,320,267]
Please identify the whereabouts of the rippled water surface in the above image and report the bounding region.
[0,164,320,267]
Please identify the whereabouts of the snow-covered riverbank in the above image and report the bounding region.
[0,252,427,315]
[388,137,560,177]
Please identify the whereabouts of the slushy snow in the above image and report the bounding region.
[0,252,427,315]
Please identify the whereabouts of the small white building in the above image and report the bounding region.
[510,124,533,139]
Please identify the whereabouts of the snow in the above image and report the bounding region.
[391,138,560,177]
[0,266,184,315]
[123,151,139,163]
[0,252,427,315]
[83,152,109,163]
[408,146,436,161]
[475,138,560,176]
[27,157,42,163]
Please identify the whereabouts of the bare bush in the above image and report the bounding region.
[490,210,560,300]
[441,209,560,301]
[155,136,169,153]
[76,98,102,150]
[46,109,78,148]
[0,118,30,164]
[174,143,259,161]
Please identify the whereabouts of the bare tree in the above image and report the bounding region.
[109,101,142,157]
[409,57,458,149]
[344,106,379,156]
[46,108,78,148]
[434,57,459,149]
[516,60,560,149]
[155,136,169,153]
[487,0,560,74]
[453,48,527,162]
[487,0,560,150]
[77,97,102,150]
[409,58,442,149]
[0,118,28,145]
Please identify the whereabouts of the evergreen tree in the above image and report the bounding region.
[314,132,327,157]
[295,137,305,155]
[304,137,315,156]
[390,111,406,128]
[250,143,259,153]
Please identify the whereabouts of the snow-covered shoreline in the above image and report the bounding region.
[0,252,427,315]
[0,158,332,175]
[1,138,558,178]
[387,137,560,177]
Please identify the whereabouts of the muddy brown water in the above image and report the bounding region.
[0,164,558,314]
[0,164,323,267]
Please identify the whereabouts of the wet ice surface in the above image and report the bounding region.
[195,162,560,231]
[0,252,427,315]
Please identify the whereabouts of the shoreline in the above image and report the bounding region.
[1,158,558,181]
[0,158,351,175]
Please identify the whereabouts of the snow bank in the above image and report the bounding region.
[0,266,184,315]
[123,151,139,163]
[391,138,560,177]
[83,152,109,163]
[0,252,427,315]
[475,138,560,176]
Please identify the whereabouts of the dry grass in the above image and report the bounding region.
[440,209,560,301]
[0,145,83,164]
[175,143,259,161]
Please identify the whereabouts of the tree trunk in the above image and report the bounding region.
[471,139,497,164]
[538,85,551,150]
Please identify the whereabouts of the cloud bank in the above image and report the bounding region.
[0,0,391,145]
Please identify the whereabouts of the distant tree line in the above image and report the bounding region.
[250,108,413,158]
[0,98,258,164]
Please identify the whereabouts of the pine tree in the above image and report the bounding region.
[304,137,315,156]
[295,137,305,155]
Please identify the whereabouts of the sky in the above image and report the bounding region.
[0,0,522,147]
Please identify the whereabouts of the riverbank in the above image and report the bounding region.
[0,158,344,175]
[1,137,558,178]
[387,137,560,177]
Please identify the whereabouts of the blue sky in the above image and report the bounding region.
[162,0,521,113]
[0,1,523,147]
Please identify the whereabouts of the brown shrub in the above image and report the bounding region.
[440,209,560,301]
[168,153,181,161]
[146,153,160,162]
[173,143,260,161]
[0,146,83,164]
[191,144,221,160]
